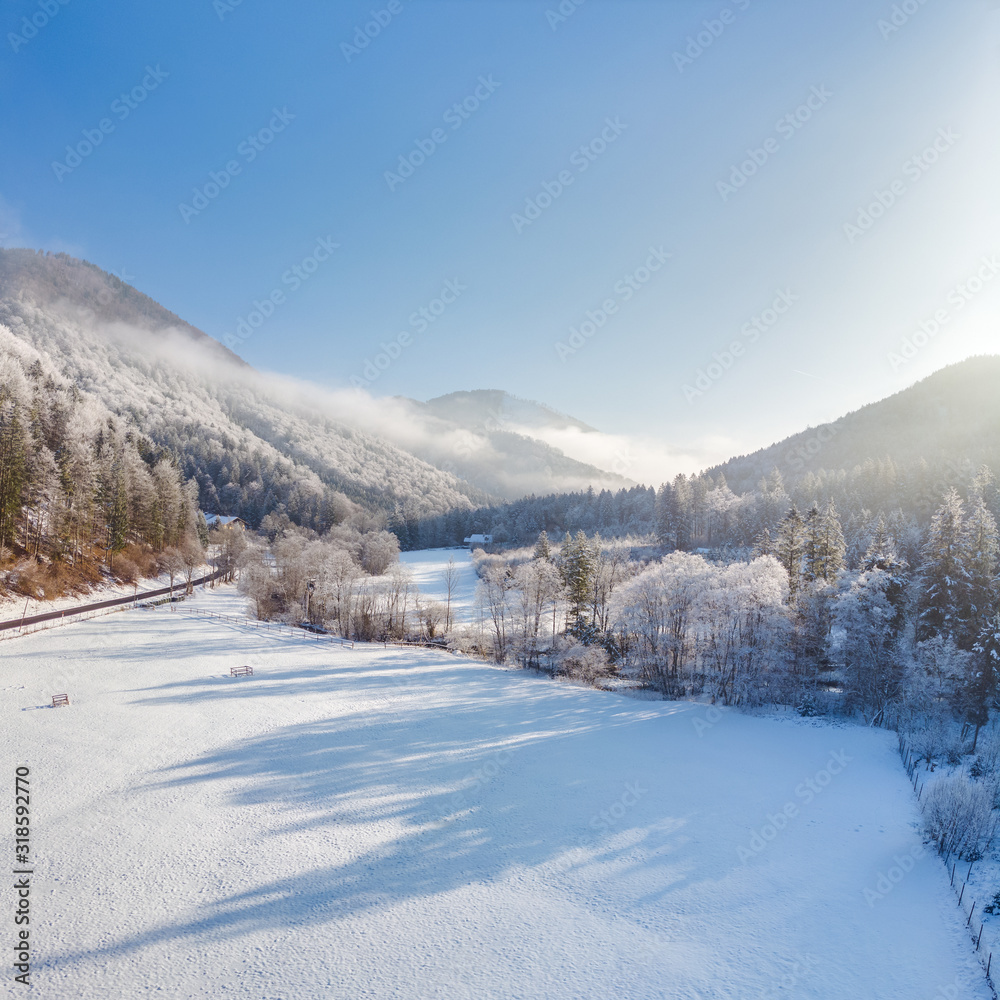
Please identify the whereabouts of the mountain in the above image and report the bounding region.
[706,356,1000,494]
[393,390,630,499]
[418,389,595,435]
[0,248,243,368]
[425,355,1000,551]
[0,248,628,529]
[0,248,488,529]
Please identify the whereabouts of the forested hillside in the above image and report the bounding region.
[0,249,487,533]
[0,330,203,597]
[416,358,1000,564]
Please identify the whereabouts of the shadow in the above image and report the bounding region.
[44,665,704,968]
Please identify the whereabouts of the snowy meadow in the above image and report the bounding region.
[2,584,991,999]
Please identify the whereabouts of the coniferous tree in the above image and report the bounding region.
[534,530,551,561]
[804,501,846,584]
[0,401,27,549]
[917,489,971,645]
[560,531,595,635]
[654,482,672,547]
[964,491,998,647]
[774,506,806,602]
[968,614,1000,752]
[668,474,693,551]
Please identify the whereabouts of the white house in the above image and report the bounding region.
[204,514,247,530]
[463,533,493,549]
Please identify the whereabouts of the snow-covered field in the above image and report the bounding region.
[399,547,479,623]
[2,583,990,999]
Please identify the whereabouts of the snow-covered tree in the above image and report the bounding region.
[917,489,971,645]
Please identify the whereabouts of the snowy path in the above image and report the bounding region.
[399,547,479,624]
[1,585,990,999]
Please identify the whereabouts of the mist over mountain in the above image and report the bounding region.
[429,355,1000,552]
[0,249,632,529]
[393,390,630,498]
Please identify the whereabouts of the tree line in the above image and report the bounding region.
[0,343,204,596]
[465,479,999,750]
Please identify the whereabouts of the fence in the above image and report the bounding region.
[898,733,997,991]
[0,571,224,641]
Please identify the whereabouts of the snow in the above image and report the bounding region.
[0,565,211,623]
[399,547,479,623]
[2,582,992,999]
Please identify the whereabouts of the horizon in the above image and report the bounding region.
[3,241,997,488]
[2,1,998,483]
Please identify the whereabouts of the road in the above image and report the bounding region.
[0,570,225,631]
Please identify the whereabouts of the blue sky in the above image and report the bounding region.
[2,0,998,482]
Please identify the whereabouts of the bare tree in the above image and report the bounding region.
[160,547,186,601]
[444,555,458,632]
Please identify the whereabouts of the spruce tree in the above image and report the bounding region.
[964,492,998,646]
[534,530,551,561]
[560,530,594,636]
[0,403,27,549]
[918,489,971,645]
[969,613,1000,752]
[654,482,672,547]
[775,506,806,602]
[669,474,693,551]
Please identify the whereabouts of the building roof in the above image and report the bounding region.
[204,514,246,528]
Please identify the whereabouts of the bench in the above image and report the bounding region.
[230,665,253,677]
[51,693,70,707]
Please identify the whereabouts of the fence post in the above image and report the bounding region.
[959,883,965,906]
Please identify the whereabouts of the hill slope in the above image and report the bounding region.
[0,249,633,523]
[707,356,1000,493]
[0,248,487,527]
